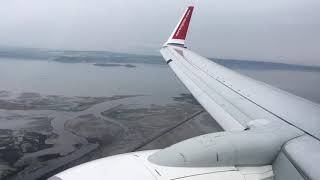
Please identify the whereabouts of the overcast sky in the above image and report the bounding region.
[0,0,319,65]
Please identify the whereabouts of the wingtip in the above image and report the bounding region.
[164,6,194,47]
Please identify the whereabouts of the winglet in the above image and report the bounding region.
[164,6,194,47]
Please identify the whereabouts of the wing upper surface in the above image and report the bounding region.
[162,46,320,138]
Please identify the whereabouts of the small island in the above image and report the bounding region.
[93,63,136,68]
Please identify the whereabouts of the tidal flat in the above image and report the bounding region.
[0,91,219,180]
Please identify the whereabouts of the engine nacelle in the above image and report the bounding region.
[149,122,303,167]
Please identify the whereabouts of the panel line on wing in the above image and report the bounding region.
[171,50,254,123]
[166,48,250,128]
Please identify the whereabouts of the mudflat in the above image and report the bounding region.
[0,91,221,180]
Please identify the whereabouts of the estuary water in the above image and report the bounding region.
[0,58,187,104]
[0,57,319,104]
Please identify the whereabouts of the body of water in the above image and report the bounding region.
[0,57,319,104]
[0,58,188,104]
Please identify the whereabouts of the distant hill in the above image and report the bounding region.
[212,59,320,72]
[0,46,164,64]
[0,46,319,71]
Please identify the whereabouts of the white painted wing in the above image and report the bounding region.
[162,6,320,139]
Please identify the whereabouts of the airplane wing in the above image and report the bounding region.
[161,6,320,139]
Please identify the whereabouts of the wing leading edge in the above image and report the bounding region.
[161,6,320,139]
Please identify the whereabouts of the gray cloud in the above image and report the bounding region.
[0,0,319,65]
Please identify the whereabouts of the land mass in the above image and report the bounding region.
[1,46,320,71]
[93,63,136,68]
[0,91,221,180]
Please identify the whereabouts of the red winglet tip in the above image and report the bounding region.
[172,6,194,40]
[164,6,195,47]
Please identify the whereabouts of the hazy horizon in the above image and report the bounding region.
[2,45,320,67]
[1,0,320,65]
